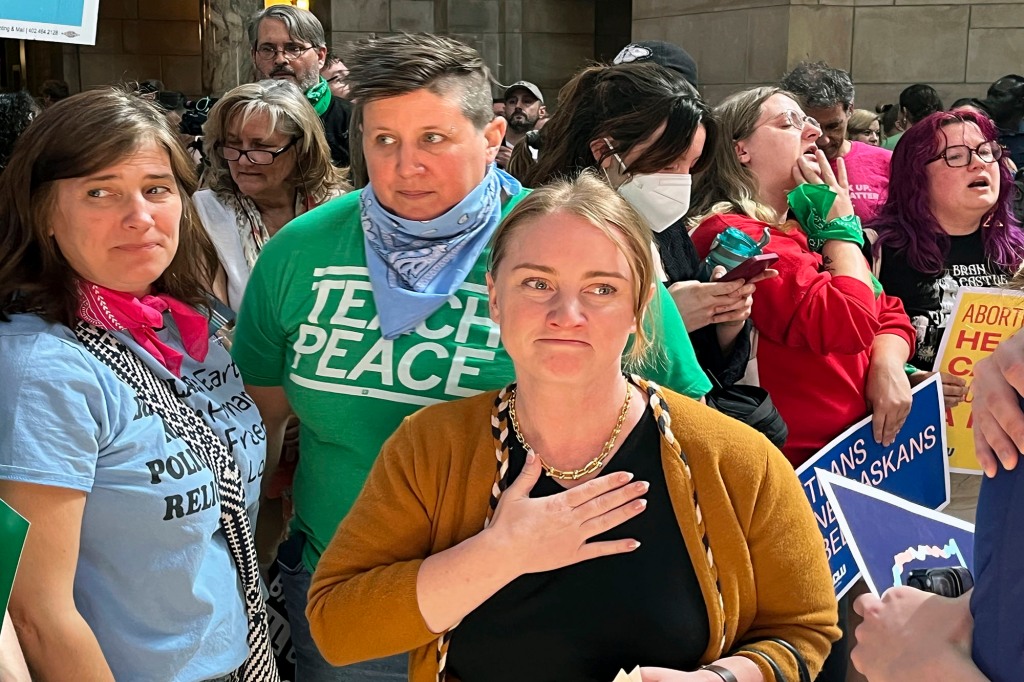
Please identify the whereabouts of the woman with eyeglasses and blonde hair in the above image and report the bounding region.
[688,87,916,467]
[689,87,918,682]
[195,79,347,311]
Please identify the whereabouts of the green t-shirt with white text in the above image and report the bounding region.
[232,189,710,571]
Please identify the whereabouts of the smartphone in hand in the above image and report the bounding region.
[718,253,780,282]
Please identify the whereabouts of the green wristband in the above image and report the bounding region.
[788,184,865,252]
[806,214,865,252]
[787,184,835,235]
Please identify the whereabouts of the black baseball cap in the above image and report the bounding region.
[613,40,698,88]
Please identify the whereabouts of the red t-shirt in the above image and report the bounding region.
[830,141,892,223]
[691,212,915,466]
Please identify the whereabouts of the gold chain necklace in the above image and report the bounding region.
[508,383,632,480]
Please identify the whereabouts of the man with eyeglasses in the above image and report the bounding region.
[248,5,350,167]
[781,61,892,223]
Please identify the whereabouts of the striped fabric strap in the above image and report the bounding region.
[74,323,280,682]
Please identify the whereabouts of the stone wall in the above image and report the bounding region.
[75,0,204,96]
[62,0,622,104]
[323,0,600,103]
[633,0,1024,110]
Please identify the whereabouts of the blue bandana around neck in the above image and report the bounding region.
[362,165,522,339]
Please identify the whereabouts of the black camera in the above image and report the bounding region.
[180,96,218,137]
[906,567,974,598]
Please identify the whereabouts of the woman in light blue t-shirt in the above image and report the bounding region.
[0,90,276,681]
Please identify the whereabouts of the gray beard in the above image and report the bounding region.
[298,72,320,93]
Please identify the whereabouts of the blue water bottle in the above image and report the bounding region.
[705,226,771,272]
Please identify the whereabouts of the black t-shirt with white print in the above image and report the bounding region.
[878,229,1010,371]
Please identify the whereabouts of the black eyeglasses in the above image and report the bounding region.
[217,138,298,165]
[927,141,1003,168]
[254,43,315,61]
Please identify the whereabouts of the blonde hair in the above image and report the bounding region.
[847,108,880,138]
[489,171,657,367]
[688,86,788,227]
[203,80,345,202]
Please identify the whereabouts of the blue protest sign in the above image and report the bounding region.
[0,0,99,44]
[816,469,974,596]
[794,374,948,598]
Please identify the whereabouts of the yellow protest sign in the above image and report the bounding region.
[934,287,1024,473]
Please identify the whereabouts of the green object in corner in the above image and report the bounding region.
[0,498,28,630]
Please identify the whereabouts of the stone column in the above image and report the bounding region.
[201,0,261,96]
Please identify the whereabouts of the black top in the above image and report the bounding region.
[877,229,1009,370]
[654,218,751,385]
[654,220,705,286]
[320,95,351,168]
[446,410,710,682]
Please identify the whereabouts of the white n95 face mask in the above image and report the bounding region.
[617,172,692,233]
[601,139,692,233]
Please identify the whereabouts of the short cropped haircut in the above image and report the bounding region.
[899,84,944,124]
[490,170,657,367]
[341,33,493,130]
[779,61,855,111]
[247,4,326,49]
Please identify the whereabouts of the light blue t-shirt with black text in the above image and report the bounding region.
[0,313,265,682]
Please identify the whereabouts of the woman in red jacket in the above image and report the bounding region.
[688,86,916,468]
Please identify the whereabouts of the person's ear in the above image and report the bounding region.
[486,271,500,323]
[315,46,328,71]
[483,116,507,162]
[734,139,751,164]
[589,137,613,168]
[539,104,547,119]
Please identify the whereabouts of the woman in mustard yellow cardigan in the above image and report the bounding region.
[307,172,839,682]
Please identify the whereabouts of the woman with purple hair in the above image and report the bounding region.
[873,110,1024,391]
[872,109,1024,521]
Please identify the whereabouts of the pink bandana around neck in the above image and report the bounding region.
[77,282,209,377]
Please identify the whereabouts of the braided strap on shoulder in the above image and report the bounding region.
[434,385,514,680]
[434,378,726,679]
[632,375,727,655]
